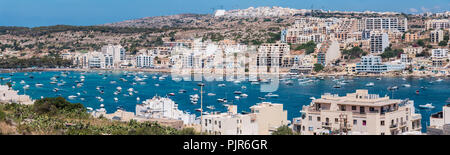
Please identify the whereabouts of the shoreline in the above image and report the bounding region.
[1,68,449,78]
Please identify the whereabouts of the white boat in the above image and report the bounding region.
[35,83,44,87]
[23,85,30,90]
[155,84,160,87]
[218,84,226,87]
[366,82,375,87]
[240,94,248,98]
[159,77,165,80]
[206,105,215,110]
[419,103,435,109]
[116,86,122,91]
[20,80,26,84]
[87,107,93,111]
[76,92,81,96]
[241,86,247,89]
[402,84,411,87]
[207,93,216,96]
[265,93,279,98]
[68,95,77,100]
[234,91,242,94]
[235,96,240,99]
[436,78,443,82]
[376,77,382,80]
[310,97,316,100]
[110,81,117,84]
[136,97,140,101]
[127,88,134,92]
[251,82,260,85]
[388,86,399,90]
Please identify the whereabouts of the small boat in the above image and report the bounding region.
[218,84,226,87]
[68,95,77,100]
[110,81,117,84]
[168,93,175,96]
[251,82,260,85]
[402,84,411,87]
[116,87,122,91]
[333,84,341,88]
[76,92,81,96]
[178,89,187,93]
[23,85,30,90]
[241,86,247,89]
[217,98,227,103]
[136,97,140,101]
[366,82,375,87]
[388,86,398,90]
[416,90,420,95]
[53,88,59,92]
[20,80,26,84]
[310,97,316,100]
[206,106,215,110]
[234,91,242,94]
[114,97,118,102]
[376,77,382,80]
[436,78,443,82]
[265,93,279,98]
[87,107,93,111]
[159,77,165,80]
[240,94,248,98]
[235,96,240,99]
[154,84,160,87]
[419,103,434,109]
[207,93,216,96]
[35,83,44,87]
[258,97,266,100]
[127,88,134,92]
[195,108,202,112]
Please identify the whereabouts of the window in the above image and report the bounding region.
[309,116,312,121]
[335,118,339,123]
[352,106,357,110]
[381,132,385,135]
[369,107,375,112]
[341,105,346,111]
[381,120,385,126]
[317,117,321,121]
[363,120,367,126]
[353,120,357,125]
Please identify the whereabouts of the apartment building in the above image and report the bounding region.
[404,32,420,42]
[202,102,288,135]
[294,90,422,135]
[364,17,408,32]
[430,30,444,44]
[356,55,387,73]
[0,85,33,105]
[257,43,290,71]
[136,96,197,125]
[136,54,154,68]
[369,31,389,54]
[425,19,450,30]
[428,104,450,135]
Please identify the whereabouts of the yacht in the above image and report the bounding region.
[20,80,26,85]
[233,91,242,94]
[365,82,375,87]
[35,83,44,87]
[207,93,216,96]
[436,78,443,82]
[251,81,260,85]
[235,96,240,100]
[240,94,248,98]
[333,84,341,88]
[265,93,279,98]
[68,95,77,100]
[402,84,411,87]
[388,86,399,90]
[218,84,226,87]
[206,105,215,110]
[419,103,435,109]
[23,85,30,90]
[136,97,140,101]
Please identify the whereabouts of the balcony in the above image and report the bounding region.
[390,124,398,128]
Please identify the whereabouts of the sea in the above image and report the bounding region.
[1,70,449,133]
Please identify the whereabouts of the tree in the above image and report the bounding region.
[417,40,425,47]
[438,40,448,47]
[314,63,324,72]
[272,125,294,135]
[342,47,365,59]
[294,41,316,55]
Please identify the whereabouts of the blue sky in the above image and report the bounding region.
[0,0,449,27]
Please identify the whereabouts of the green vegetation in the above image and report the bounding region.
[293,41,316,55]
[439,40,448,47]
[0,25,168,36]
[342,47,366,59]
[416,40,425,47]
[314,63,324,72]
[0,55,72,69]
[272,125,295,135]
[266,32,281,43]
[0,97,199,135]
[380,47,403,59]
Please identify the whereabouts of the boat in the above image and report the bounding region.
[155,84,160,87]
[207,93,216,96]
[217,98,227,103]
[206,105,215,110]
[159,77,165,80]
[233,91,242,94]
[136,97,140,101]
[376,77,382,80]
[240,94,248,98]
[436,78,443,82]
[419,103,435,109]
[416,90,420,95]
[114,97,118,102]
[195,108,202,112]
[333,84,341,88]
[68,95,77,100]
[310,97,316,100]
[258,97,266,100]
[251,82,260,85]
[23,85,30,90]
[127,88,134,92]
[241,86,247,89]
[388,86,399,90]
[178,89,187,93]
[235,96,240,99]
[218,84,226,87]
[168,93,175,96]
[116,87,122,91]
[53,88,59,92]
[87,107,93,111]
[20,80,26,84]
[366,82,375,87]
[402,84,411,87]
[265,93,279,98]
[76,92,81,96]
[35,83,44,87]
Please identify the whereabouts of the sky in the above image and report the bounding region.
[0,0,449,27]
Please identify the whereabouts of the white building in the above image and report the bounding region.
[202,105,258,135]
[257,43,290,70]
[369,31,389,54]
[136,54,154,68]
[356,55,387,73]
[136,96,197,125]
[101,44,126,67]
[430,30,444,44]
[0,85,34,105]
[429,104,450,130]
[294,90,422,135]
[425,19,450,30]
[364,17,408,32]
[431,48,449,59]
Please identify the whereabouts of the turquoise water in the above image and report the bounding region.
[1,71,449,133]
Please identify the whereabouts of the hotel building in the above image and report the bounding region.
[293,90,422,135]
[369,31,389,54]
[364,17,408,32]
[430,30,444,44]
[428,104,450,135]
